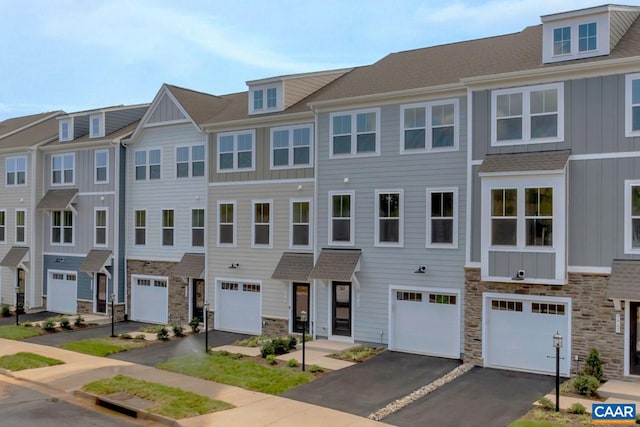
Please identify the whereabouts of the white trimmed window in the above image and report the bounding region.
[95,208,107,246]
[6,156,26,186]
[525,188,553,246]
[491,189,518,246]
[176,145,205,178]
[134,210,146,245]
[271,125,312,169]
[252,201,272,248]
[15,209,25,244]
[217,201,236,246]
[625,180,640,254]
[375,190,403,247]
[162,209,174,246]
[578,22,597,52]
[52,210,73,245]
[217,131,255,172]
[329,191,354,245]
[90,113,104,138]
[59,119,73,141]
[290,199,311,249]
[0,210,5,242]
[330,109,379,157]
[52,153,75,185]
[401,100,459,152]
[426,188,458,248]
[95,150,108,183]
[191,209,205,247]
[250,86,281,114]
[626,73,640,137]
[491,83,563,145]
[553,26,571,55]
[134,149,161,180]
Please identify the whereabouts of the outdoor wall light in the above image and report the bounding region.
[414,266,426,273]
[228,262,239,269]
[56,257,64,263]
[512,269,525,280]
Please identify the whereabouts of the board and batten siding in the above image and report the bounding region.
[43,147,116,193]
[207,181,314,321]
[314,98,468,344]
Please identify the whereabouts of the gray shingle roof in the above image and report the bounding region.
[478,150,571,174]
[79,250,112,273]
[0,246,29,267]
[37,189,78,210]
[174,253,205,278]
[608,259,640,300]
[271,253,314,281]
[0,113,62,150]
[309,249,361,281]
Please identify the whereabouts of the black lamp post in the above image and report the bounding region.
[15,287,20,326]
[300,310,307,371]
[553,331,563,412]
[203,302,209,353]
[110,294,116,337]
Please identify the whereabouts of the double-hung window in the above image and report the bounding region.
[625,180,640,253]
[52,153,74,185]
[162,209,174,246]
[218,201,236,246]
[217,131,255,172]
[0,211,5,242]
[578,22,597,52]
[134,149,161,180]
[553,26,571,55]
[191,209,204,247]
[251,87,279,113]
[266,88,277,108]
[626,73,640,137]
[271,125,312,168]
[427,188,458,247]
[252,201,272,248]
[290,199,311,248]
[6,156,26,186]
[95,150,108,183]
[52,210,73,244]
[491,189,518,246]
[134,210,146,245]
[95,208,107,246]
[59,119,72,141]
[330,109,379,157]
[15,209,25,244]
[492,83,563,145]
[375,191,402,246]
[329,192,354,245]
[525,188,553,246]
[401,100,458,152]
[90,113,104,138]
[176,145,205,178]
[253,90,263,110]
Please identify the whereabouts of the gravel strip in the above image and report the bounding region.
[367,362,474,421]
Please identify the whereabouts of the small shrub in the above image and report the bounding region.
[536,396,555,411]
[22,321,32,328]
[266,354,277,365]
[135,334,146,340]
[189,317,201,333]
[309,364,324,373]
[583,348,603,381]
[172,324,185,337]
[59,317,71,330]
[287,358,299,368]
[272,337,289,355]
[119,333,133,340]
[74,315,85,326]
[42,318,56,331]
[260,341,275,358]
[1,304,10,318]
[15,302,25,315]
[568,402,586,414]
[156,327,169,341]
[573,374,600,397]
[287,336,298,350]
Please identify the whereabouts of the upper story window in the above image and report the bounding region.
[553,26,571,55]
[217,201,236,247]
[578,22,597,52]
[266,88,277,108]
[59,119,73,141]
[6,156,26,186]
[95,150,108,184]
[95,208,107,247]
[52,210,73,245]
[626,73,640,138]
[329,191,354,245]
[525,188,553,246]
[492,83,563,146]
[401,100,459,153]
[271,125,312,169]
[252,201,272,248]
[162,209,174,246]
[330,109,379,157]
[427,188,458,248]
[625,180,640,254]
[90,113,104,138]
[491,189,518,246]
[290,199,311,249]
[0,210,5,243]
[217,131,254,172]
[135,149,161,181]
[253,90,263,110]
[52,153,75,185]
[176,145,205,178]
[15,209,25,244]
[134,210,146,245]
[375,191,402,247]
[250,86,280,114]
[192,209,204,247]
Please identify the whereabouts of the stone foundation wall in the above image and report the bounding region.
[464,268,624,380]
[76,300,92,315]
[262,317,289,335]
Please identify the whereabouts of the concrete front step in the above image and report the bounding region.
[300,339,360,353]
[599,380,640,401]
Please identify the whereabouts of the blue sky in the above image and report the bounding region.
[0,0,622,121]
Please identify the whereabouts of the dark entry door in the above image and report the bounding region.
[96,273,107,314]
[192,279,205,321]
[332,281,352,337]
[16,268,25,308]
[631,302,640,375]
[292,283,310,333]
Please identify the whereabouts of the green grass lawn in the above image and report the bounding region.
[58,337,149,356]
[329,345,385,362]
[82,374,232,419]
[0,352,64,371]
[157,352,314,395]
[0,325,45,340]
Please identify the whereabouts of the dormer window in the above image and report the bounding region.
[553,27,571,55]
[266,88,277,108]
[249,83,282,114]
[578,22,597,52]
[253,90,263,110]
[90,113,104,138]
[59,119,73,142]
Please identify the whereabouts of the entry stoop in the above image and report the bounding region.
[301,339,360,353]
[599,380,640,402]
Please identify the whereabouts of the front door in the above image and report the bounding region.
[192,279,205,321]
[292,283,310,333]
[631,302,640,375]
[332,281,352,337]
[16,268,25,308]
[96,273,107,314]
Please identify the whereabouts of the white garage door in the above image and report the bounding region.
[132,277,168,324]
[47,271,77,314]
[216,281,261,334]
[391,288,460,358]
[486,295,570,375]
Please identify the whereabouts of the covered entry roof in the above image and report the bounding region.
[37,189,78,210]
[174,253,205,278]
[478,150,571,175]
[309,249,361,281]
[608,259,640,300]
[79,249,112,273]
[271,252,313,281]
[0,246,29,267]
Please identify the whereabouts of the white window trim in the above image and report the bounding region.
[15,208,26,244]
[89,113,105,138]
[400,99,459,154]
[5,155,27,187]
[161,209,175,247]
[134,148,162,181]
[328,190,355,246]
[50,210,75,246]
[134,209,146,247]
[289,197,312,250]
[577,22,597,53]
[624,179,640,254]
[94,207,108,248]
[94,149,109,184]
[249,83,283,114]
[270,124,314,170]
[216,130,256,173]
[175,144,206,179]
[251,199,273,249]
[426,187,459,249]
[374,190,404,248]
[59,118,73,142]
[551,25,572,58]
[490,82,564,146]
[217,200,237,248]
[191,207,205,248]
[329,108,381,158]
[625,73,640,138]
[0,209,5,244]
[51,153,75,186]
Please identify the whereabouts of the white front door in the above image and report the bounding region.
[131,276,168,324]
[216,281,261,334]
[47,270,77,314]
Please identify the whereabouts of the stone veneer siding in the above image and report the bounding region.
[127,260,189,325]
[76,300,92,315]
[464,267,625,380]
[262,317,289,335]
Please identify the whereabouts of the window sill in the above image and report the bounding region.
[400,147,458,154]
[426,243,458,249]
[488,246,556,253]
[329,152,380,159]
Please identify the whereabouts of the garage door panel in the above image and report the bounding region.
[217,282,261,335]
[132,278,168,324]
[47,272,77,314]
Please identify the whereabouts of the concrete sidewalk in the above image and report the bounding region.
[0,338,391,426]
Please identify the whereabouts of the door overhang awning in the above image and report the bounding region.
[79,249,112,278]
[309,249,361,287]
[608,259,640,310]
[174,253,205,279]
[478,150,571,177]
[0,246,29,272]
[37,189,78,215]
[271,252,313,281]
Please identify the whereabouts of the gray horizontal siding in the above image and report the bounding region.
[105,107,147,135]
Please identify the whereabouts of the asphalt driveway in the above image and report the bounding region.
[0,311,61,326]
[22,321,154,346]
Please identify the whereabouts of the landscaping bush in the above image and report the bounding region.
[568,402,586,414]
[287,335,297,350]
[15,302,24,315]
[59,317,71,330]
[156,327,170,341]
[135,334,146,340]
[22,321,32,328]
[119,333,133,340]
[266,354,277,365]
[583,348,603,381]
[260,337,292,358]
[536,396,555,411]
[172,324,185,337]
[189,317,200,333]
[573,374,600,397]
[287,358,299,368]
[260,341,275,358]
[42,318,56,331]
[74,315,85,327]
[309,364,324,373]
[1,304,10,318]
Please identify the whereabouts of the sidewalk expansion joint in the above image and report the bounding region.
[367,362,474,421]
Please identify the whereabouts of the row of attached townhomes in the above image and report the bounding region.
[2,4,640,380]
